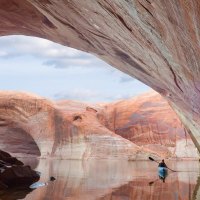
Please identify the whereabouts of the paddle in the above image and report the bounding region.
[149,178,160,186]
[149,157,176,172]
[149,176,165,186]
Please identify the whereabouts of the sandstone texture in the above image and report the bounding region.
[0,91,198,160]
[54,100,149,160]
[0,92,55,158]
[0,91,160,160]
[0,0,199,151]
[102,91,199,159]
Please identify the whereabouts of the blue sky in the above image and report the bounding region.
[0,35,150,102]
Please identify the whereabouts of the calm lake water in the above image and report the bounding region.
[1,159,200,200]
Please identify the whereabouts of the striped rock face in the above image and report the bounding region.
[0,0,200,151]
[0,91,161,160]
[0,91,197,160]
[102,91,198,159]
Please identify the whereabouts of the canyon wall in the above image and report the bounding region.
[0,91,198,160]
[101,91,198,159]
[0,92,55,157]
[0,0,200,151]
[0,91,162,160]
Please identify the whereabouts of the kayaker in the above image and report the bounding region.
[158,159,167,168]
[158,160,168,182]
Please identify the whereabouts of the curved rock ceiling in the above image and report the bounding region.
[0,0,200,150]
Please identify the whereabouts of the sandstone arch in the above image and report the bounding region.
[1,0,200,151]
[0,92,55,157]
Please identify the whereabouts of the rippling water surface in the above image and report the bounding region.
[1,159,200,200]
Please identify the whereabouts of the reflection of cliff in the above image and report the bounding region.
[26,160,142,200]
[103,91,198,159]
[22,160,199,200]
[192,175,200,200]
[0,187,32,200]
[100,177,196,200]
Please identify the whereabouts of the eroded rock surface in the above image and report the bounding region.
[0,0,199,151]
[0,91,197,160]
[0,91,162,160]
[0,92,55,158]
[102,91,198,159]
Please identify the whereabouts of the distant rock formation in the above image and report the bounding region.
[0,91,198,160]
[102,91,198,159]
[0,92,160,160]
[55,99,162,160]
[0,0,200,151]
[0,92,55,158]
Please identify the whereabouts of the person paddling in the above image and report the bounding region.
[158,160,168,182]
[149,157,176,172]
[158,159,167,168]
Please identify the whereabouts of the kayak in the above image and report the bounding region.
[29,182,47,189]
[158,167,168,179]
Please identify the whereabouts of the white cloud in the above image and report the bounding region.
[0,35,80,59]
[0,35,150,102]
[0,51,8,57]
[53,89,143,102]
[0,35,111,69]
[54,89,101,101]
[119,75,135,83]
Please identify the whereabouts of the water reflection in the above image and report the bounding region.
[1,159,200,200]
[193,175,200,200]
[0,187,32,200]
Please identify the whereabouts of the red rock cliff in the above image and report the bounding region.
[0,0,199,151]
[102,91,198,159]
[0,91,162,160]
[0,91,198,160]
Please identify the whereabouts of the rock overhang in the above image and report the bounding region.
[0,0,200,151]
